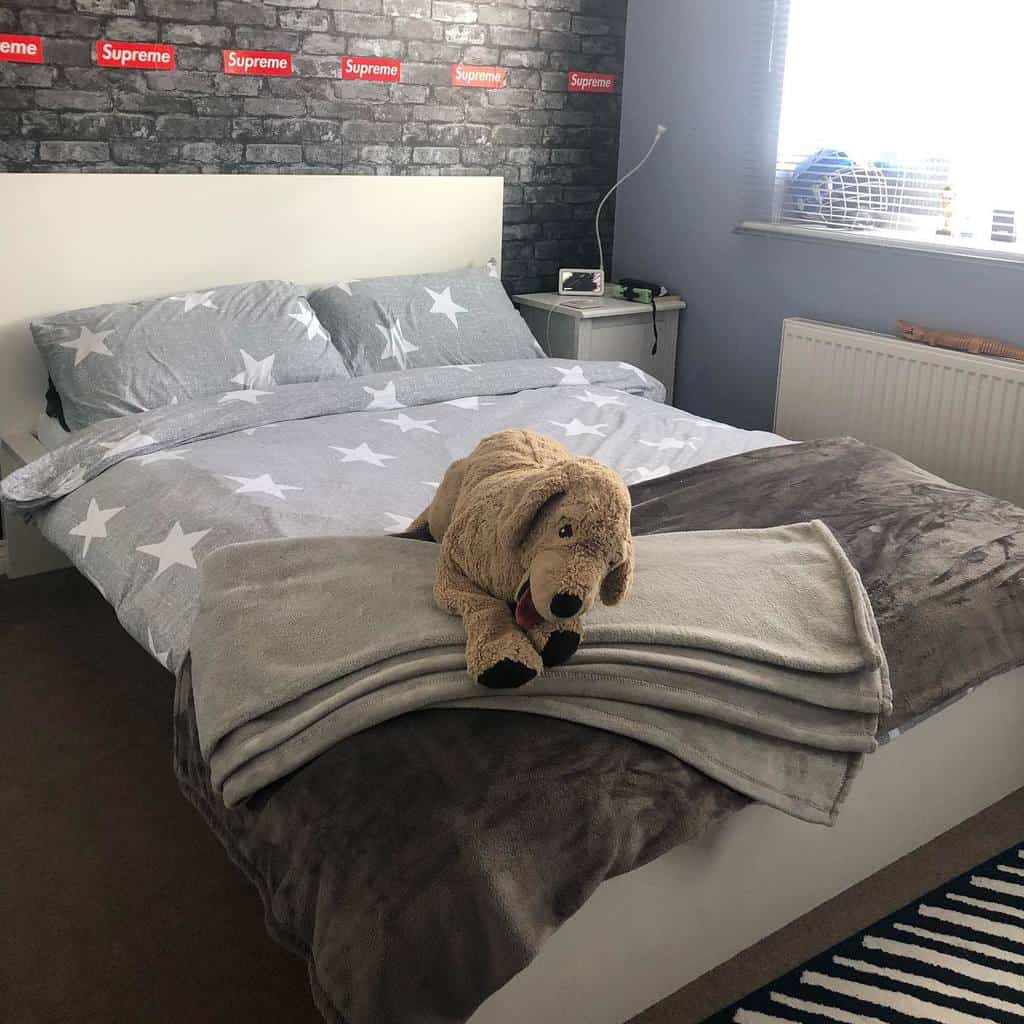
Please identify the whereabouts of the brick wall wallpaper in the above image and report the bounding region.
[0,0,629,294]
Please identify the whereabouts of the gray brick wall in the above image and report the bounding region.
[0,0,628,294]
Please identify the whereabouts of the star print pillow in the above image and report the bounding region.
[309,266,544,377]
[33,279,349,430]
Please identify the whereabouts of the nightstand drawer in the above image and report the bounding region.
[515,294,683,405]
[585,313,677,402]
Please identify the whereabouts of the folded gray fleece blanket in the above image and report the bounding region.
[190,521,891,822]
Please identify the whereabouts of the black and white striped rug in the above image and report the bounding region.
[706,842,1024,1023]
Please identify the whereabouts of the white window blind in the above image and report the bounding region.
[764,0,1024,257]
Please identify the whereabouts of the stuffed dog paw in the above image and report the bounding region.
[406,428,634,688]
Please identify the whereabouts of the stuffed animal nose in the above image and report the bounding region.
[550,592,582,618]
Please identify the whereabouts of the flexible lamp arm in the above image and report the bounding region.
[595,124,667,279]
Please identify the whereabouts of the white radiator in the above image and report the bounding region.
[775,318,1024,507]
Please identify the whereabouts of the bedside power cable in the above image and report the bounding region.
[545,296,584,352]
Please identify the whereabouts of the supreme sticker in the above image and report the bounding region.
[0,34,44,64]
[568,71,615,93]
[96,40,176,70]
[341,56,401,82]
[452,64,506,89]
[222,49,292,76]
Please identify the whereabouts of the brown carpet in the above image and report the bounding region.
[2,567,1020,1024]
[1,569,319,1024]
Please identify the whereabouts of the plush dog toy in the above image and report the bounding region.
[406,428,634,689]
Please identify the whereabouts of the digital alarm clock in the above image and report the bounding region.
[557,268,604,296]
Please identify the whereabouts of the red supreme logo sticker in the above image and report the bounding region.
[452,64,506,89]
[223,49,292,76]
[341,56,401,82]
[0,34,44,64]
[568,71,615,93]
[96,40,176,70]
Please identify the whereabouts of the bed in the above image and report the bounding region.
[2,173,1022,1024]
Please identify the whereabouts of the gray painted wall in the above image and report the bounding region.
[612,0,1023,430]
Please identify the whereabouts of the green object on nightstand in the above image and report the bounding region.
[606,282,666,305]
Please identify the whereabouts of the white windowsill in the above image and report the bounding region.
[736,220,1024,268]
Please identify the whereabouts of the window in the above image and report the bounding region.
[749,0,1024,260]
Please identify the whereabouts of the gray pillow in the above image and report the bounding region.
[33,279,348,430]
[309,266,544,376]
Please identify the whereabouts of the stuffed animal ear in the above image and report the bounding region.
[507,464,570,548]
[600,536,634,605]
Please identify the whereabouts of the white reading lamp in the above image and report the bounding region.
[557,124,669,296]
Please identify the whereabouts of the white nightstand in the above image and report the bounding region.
[514,292,686,404]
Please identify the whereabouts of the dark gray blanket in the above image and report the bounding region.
[172,437,1024,1024]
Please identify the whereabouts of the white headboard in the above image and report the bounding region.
[0,173,504,435]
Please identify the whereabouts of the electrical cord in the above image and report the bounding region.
[545,296,579,352]
[595,124,667,279]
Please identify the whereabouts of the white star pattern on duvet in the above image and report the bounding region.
[381,413,439,434]
[639,437,699,451]
[170,291,218,314]
[629,465,673,482]
[60,325,115,366]
[137,522,211,578]
[290,304,329,343]
[225,473,302,501]
[574,390,625,408]
[219,390,271,405]
[135,448,191,466]
[329,443,396,468]
[443,396,492,410]
[99,431,156,457]
[363,381,403,410]
[147,628,170,670]
[424,286,468,328]
[549,418,607,437]
[69,499,124,556]
[232,349,276,389]
[376,318,418,367]
[554,365,590,387]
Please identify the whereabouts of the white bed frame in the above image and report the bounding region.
[1,174,1021,1024]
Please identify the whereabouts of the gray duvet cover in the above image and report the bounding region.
[2,358,784,674]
